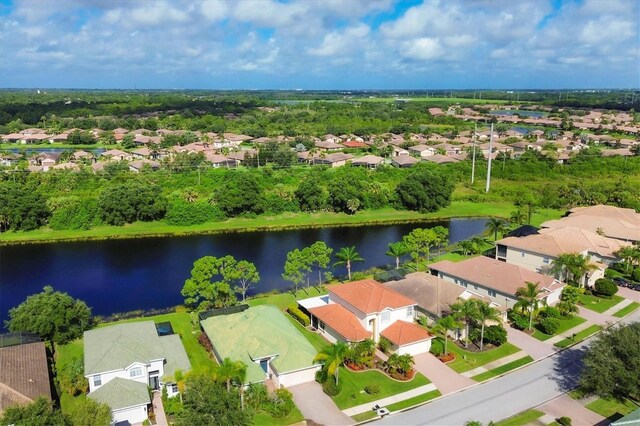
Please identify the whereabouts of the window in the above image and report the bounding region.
[406,306,414,318]
[488,290,497,297]
[381,311,391,323]
[543,257,550,264]
[521,253,525,258]
[93,375,102,387]
[319,321,325,332]
[171,384,178,393]
[129,367,143,378]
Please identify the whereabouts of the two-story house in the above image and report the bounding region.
[84,321,191,424]
[541,205,640,243]
[429,256,566,309]
[299,279,433,356]
[495,226,630,287]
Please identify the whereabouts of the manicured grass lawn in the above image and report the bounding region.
[253,406,305,426]
[471,356,533,382]
[578,294,625,314]
[351,390,442,422]
[554,325,601,348]
[332,367,430,410]
[431,338,521,373]
[532,316,586,341]
[585,397,639,421]
[613,301,640,318]
[494,409,544,426]
[55,339,86,415]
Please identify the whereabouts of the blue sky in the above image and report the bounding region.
[0,0,638,89]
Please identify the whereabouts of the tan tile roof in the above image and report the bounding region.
[0,342,52,411]
[429,256,563,297]
[542,207,640,242]
[381,321,433,346]
[308,304,371,342]
[327,279,416,315]
[383,272,465,316]
[497,226,630,258]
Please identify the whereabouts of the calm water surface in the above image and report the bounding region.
[0,218,487,325]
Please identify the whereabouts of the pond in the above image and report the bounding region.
[0,218,488,325]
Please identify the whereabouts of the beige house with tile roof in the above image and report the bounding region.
[541,205,640,243]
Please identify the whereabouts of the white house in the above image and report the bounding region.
[300,279,433,356]
[84,321,191,424]
[429,256,566,309]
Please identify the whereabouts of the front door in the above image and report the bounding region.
[149,375,160,390]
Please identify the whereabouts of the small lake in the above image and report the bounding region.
[0,218,487,326]
[490,110,545,118]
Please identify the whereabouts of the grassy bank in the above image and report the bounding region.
[1,201,561,246]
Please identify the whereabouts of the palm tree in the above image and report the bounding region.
[557,300,579,317]
[314,342,349,385]
[434,315,462,356]
[550,253,574,283]
[614,246,640,273]
[456,239,476,256]
[515,281,544,331]
[215,358,247,393]
[451,299,479,349]
[485,218,509,242]
[470,236,489,254]
[386,242,409,269]
[551,253,597,288]
[475,301,500,351]
[334,246,364,280]
[386,353,414,375]
[183,189,198,203]
[509,209,527,226]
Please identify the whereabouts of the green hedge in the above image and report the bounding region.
[288,304,310,327]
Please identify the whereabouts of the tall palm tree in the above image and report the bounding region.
[475,301,500,351]
[434,315,462,356]
[314,342,349,385]
[215,358,247,393]
[485,218,509,242]
[551,253,597,288]
[567,253,597,288]
[509,209,527,226]
[386,242,409,269]
[334,246,364,280]
[614,246,640,273]
[515,281,544,331]
[451,299,479,349]
[550,253,574,283]
[456,239,476,256]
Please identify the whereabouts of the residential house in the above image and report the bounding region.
[129,160,161,173]
[429,256,566,310]
[351,154,384,169]
[0,153,19,167]
[101,149,131,162]
[314,140,344,152]
[541,205,640,243]
[309,152,353,167]
[423,154,460,164]
[392,155,419,168]
[342,140,368,149]
[408,144,436,157]
[300,279,433,356]
[0,334,52,414]
[204,153,237,168]
[84,321,191,424]
[200,305,320,388]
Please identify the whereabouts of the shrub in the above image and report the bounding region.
[265,388,295,418]
[364,384,381,395]
[322,378,342,396]
[610,262,627,273]
[594,279,618,297]
[632,267,640,282]
[556,416,572,426]
[430,342,444,357]
[416,315,429,327]
[245,384,269,410]
[539,306,562,319]
[378,336,392,354]
[287,304,310,326]
[165,200,225,225]
[509,311,530,331]
[538,317,561,335]
[604,268,623,279]
[315,369,328,384]
[483,325,507,346]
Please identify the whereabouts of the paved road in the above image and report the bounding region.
[376,310,639,426]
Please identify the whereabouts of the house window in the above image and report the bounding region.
[381,311,391,323]
[406,306,414,318]
[319,321,325,332]
[171,384,178,393]
[129,367,143,378]
[543,257,550,264]
[93,375,102,387]
[488,290,497,297]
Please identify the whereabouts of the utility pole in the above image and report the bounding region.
[471,123,477,184]
[486,123,494,193]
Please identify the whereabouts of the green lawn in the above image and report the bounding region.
[55,339,87,415]
[578,294,625,314]
[532,315,586,341]
[253,406,305,426]
[613,302,640,318]
[554,325,601,349]
[494,409,545,426]
[585,397,640,421]
[332,367,431,410]
[351,390,442,422]
[430,338,521,373]
[471,356,533,382]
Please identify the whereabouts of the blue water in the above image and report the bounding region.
[0,218,487,325]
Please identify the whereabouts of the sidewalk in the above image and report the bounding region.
[538,395,606,426]
[506,326,557,360]
[152,391,168,426]
[603,298,632,316]
[289,382,353,426]
[412,352,475,395]
[546,320,596,345]
[341,384,437,416]
[460,351,528,378]
[577,306,617,326]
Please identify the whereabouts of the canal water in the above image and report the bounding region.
[0,218,487,325]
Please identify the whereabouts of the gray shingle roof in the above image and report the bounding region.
[88,377,150,411]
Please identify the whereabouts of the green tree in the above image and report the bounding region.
[434,315,462,356]
[314,342,349,385]
[181,256,238,310]
[282,248,312,293]
[67,397,111,426]
[514,281,544,331]
[402,226,449,265]
[6,286,92,348]
[396,168,455,213]
[509,209,527,226]
[558,286,580,317]
[456,239,476,256]
[579,323,640,401]
[551,253,597,288]
[333,246,364,280]
[0,397,70,426]
[98,180,167,226]
[614,246,640,273]
[307,241,333,286]
[213,173,263,217]
[295,179,326,212]
[514,192,541,225]
[451,299,479,349]
[475,301,501,351]
[176,373,250,426]
[0,182,50,231]
[385,353,415,375]
[215,358,247,393]
[226,260,260,302]
[386,242,409,269]
[485,218,509,242]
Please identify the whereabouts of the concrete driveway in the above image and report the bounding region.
[413,352,474,395]
[506,326,557,360]
[538,394,607,426]
[289,382,352,426]
[617,286,640,303]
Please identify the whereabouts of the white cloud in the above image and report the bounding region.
[401,37,444,61]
